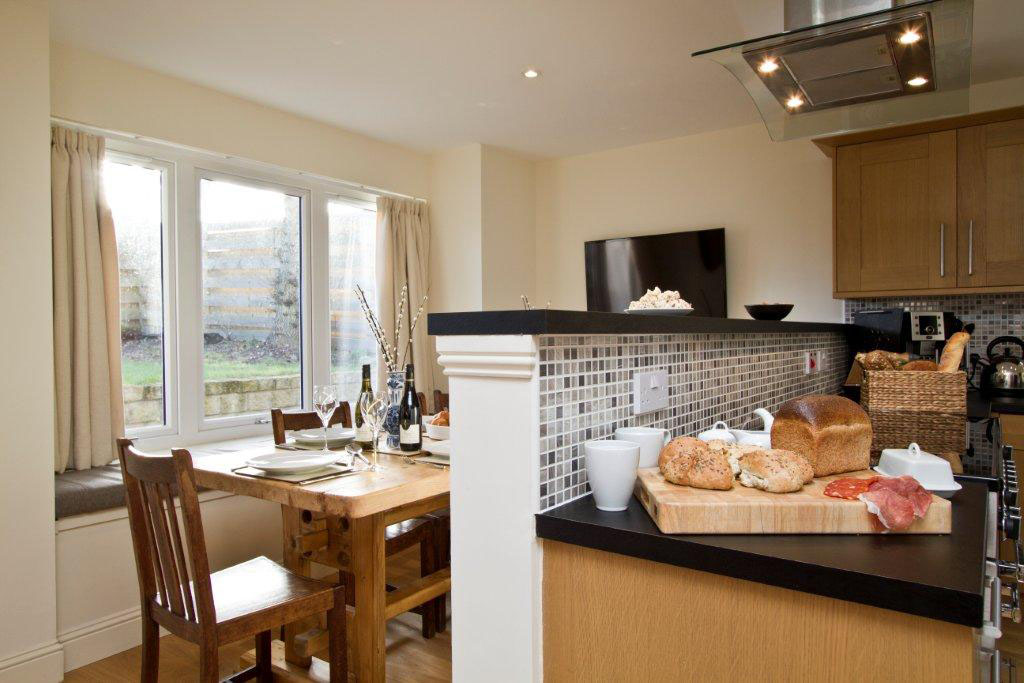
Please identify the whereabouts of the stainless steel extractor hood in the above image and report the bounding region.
[694,0,974,140]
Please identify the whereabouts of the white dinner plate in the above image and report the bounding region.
[291,427,355,446]
[422,440,451,457]
[246,451,339,474]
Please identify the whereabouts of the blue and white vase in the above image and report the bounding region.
[383,370,404,448]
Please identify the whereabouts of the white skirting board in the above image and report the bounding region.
[56,491,282,674]
[0,640,64,683]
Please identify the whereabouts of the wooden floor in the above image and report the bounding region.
[65,547,451,682]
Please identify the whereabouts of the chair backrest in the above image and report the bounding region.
[117,438,215,629]
[433,390,449,414]
[270,403,352,445]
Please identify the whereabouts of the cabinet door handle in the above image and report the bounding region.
[969,220,975,276]
[939,223,946,278]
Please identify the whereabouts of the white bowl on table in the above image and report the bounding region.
[873,442,962,498]
[424,420,450,441]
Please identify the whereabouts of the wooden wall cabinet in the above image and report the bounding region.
[820,107,1024,298]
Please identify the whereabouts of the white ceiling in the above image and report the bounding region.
[51,0,1024,158]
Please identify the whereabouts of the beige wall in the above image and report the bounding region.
[482,146,536,310]
[429,144,484,314]
[50,43,430,199]
[0,1,61,680]
[535,123,844,322]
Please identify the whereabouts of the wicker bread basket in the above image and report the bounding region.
[860,370,967,457]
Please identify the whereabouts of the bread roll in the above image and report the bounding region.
[901,359,939,371]
[737,449,813,493]
[938,331,970,372]
[659,436,705,470]
[770,395,872,477]
[856,350,909,371]
[682,449,734,490]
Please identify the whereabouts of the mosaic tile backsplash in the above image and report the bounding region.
[537,332,848,511]
[845,292,1024,476]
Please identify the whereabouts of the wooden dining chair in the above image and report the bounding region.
[270,407,440,638]
[116,439,347,682]
[432,390,449,414]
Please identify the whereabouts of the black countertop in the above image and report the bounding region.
[536,480,990,627]
[428,309,852,336]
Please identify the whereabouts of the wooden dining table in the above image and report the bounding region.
[189,439,451,682]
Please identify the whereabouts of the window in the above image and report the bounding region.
[104,155,173,433]
[199,176,305,420]
[97,133,379,447]
[328,198,378,399]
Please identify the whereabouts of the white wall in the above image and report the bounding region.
[535,123,843,322]
[50,43,431,200]
[429,144,484,314]
[0,2,62,681]
[482,147,536,310]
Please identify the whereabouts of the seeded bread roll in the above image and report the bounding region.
[682,449,734,490]
[658,436,705,470]
[770,395,872,477]
[737,449,813,493]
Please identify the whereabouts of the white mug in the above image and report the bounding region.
[585,440,640,512]
[615,426,670,468]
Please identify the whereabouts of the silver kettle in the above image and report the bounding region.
[983,336,1024,395]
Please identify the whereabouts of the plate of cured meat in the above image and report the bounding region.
[823,475,943,533]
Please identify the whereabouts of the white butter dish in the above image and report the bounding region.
[873,442,961,498]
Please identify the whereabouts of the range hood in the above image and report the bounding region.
[694,0,974,140]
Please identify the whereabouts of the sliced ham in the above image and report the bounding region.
[859,488,917,531]
[868,475,933,519]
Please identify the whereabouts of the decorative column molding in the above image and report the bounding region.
[435,334,543,682]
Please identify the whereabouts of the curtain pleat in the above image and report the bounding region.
[376,196,438,399]
[52,126,125,472]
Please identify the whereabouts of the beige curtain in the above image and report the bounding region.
[52,126,125,473]
[376,196,438,399]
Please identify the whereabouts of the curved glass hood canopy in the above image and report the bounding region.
[693,0,974,140]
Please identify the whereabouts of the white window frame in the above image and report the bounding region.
[106,150,179,440]
[100,135,378,451]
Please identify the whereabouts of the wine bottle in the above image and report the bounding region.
[354,364,374,447]
[398,363,422,452]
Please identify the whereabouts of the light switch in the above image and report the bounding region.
[634,369,669,415]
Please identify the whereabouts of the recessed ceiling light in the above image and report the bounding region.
[786,94,804,109]
[907,76,929,87]
[898,29,922,45]
[522,68,540,79]
[758,58,779,74]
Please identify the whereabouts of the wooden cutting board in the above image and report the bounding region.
[634,467,951,534]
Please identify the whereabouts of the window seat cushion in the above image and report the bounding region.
[55,463,126,520]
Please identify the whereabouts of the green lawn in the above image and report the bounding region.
[122,358,299,386]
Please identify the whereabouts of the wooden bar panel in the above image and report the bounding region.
[543,541,974,682]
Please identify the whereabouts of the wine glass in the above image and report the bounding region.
[358,391,390,472]
[312,385,338,454]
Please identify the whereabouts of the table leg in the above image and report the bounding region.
[351,511,387,683]
[281,505,314,668]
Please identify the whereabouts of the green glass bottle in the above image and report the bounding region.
[354,364,374,447]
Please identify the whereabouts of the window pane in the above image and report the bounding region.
[200,178,302,418]
[329,200,377,400]
[105,159,166,430]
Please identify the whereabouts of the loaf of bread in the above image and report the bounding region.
[856,350,909,371]
[737,449,813,493]
[659,437,733,490]
[938,331,970,372]
[769,395,872,477]
[901,359,939,371]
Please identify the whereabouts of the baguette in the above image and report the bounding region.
[938,331,970,372]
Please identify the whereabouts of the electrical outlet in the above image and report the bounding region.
[804,350,820,374]
[633,369,669,415]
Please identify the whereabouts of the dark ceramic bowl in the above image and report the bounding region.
[745,304,794,321]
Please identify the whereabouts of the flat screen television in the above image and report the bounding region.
[584,227,726,317]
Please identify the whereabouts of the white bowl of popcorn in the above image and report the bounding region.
[624,287,694,316]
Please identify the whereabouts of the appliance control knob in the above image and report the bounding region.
[1003,583,1023,623]
[1004,508,1023,542]
[1005,445,1016,462]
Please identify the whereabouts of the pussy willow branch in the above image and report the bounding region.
[354,285,397,371]
[393,282,408,357]
[401,294,429,368]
